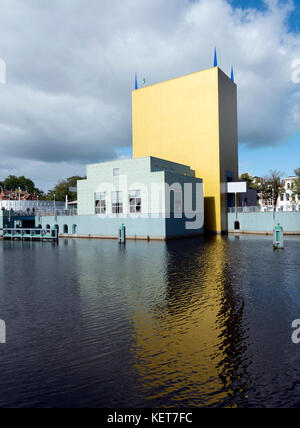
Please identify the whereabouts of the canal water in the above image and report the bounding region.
[0,235,300,408]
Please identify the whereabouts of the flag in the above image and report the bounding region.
[231,66,235,83]
[214,48,218,67]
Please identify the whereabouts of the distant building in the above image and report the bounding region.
[0,189,65,215]
[257,176,300,212]
[0,189,38,201]
[277,176,299,212]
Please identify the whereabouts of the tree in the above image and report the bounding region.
[239,173,259,190]
[259,170,284,214]
[46,176,85,202]
[0,175,44,196]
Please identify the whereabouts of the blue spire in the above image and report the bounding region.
[135,73,138,90]
[214,48,218,68]
[231,66,234,83]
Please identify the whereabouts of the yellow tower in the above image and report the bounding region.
[132,67,238,233]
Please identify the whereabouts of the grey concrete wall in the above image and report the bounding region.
[228,212,300,234]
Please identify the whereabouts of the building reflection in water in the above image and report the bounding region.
[129,236,251,407]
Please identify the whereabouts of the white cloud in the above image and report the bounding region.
[0,0,299,190]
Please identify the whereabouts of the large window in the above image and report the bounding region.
[95,192,106,214]
[129,190,142,213]
[112,191,123,214]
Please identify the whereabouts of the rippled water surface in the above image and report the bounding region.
[0,236,300,408]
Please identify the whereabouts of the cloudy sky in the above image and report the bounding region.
[0,0,299,191]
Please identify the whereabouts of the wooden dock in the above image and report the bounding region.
[0,228,58,242]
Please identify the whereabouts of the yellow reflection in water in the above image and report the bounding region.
[128,237,240,407]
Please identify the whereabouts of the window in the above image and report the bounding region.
[154,165,159,172]
[112,191,123,214]
[170,169,175,173]
[286,193,290,201]
[280,194,284,202]
[113,168,120,177]
[129,190,142,214]
[95,192,106,214]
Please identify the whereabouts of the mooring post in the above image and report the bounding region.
[119,224,126,244]
[0,319,6,344]
[273,223,284,250]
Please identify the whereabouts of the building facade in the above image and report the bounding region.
[277,176,299,212]
[256,176,300,212]
[37,157,204,240]
[132,67,239,234]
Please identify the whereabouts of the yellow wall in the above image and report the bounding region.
[132,67,238,233]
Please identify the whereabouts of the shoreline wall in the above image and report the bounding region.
[228,212,300,235]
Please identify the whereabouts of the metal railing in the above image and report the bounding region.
[38,209,77,217]
[0,228,58,240]
[228,206,300,213]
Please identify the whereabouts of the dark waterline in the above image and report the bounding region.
[0,235,300,408]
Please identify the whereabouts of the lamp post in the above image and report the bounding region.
[53,194,56,216]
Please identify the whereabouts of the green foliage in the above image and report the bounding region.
[0,175,44,196]
[259,170,284,210]
[239,173,259,190]
[46,176,86,202]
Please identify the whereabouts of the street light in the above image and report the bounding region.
[53,193,56,216]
